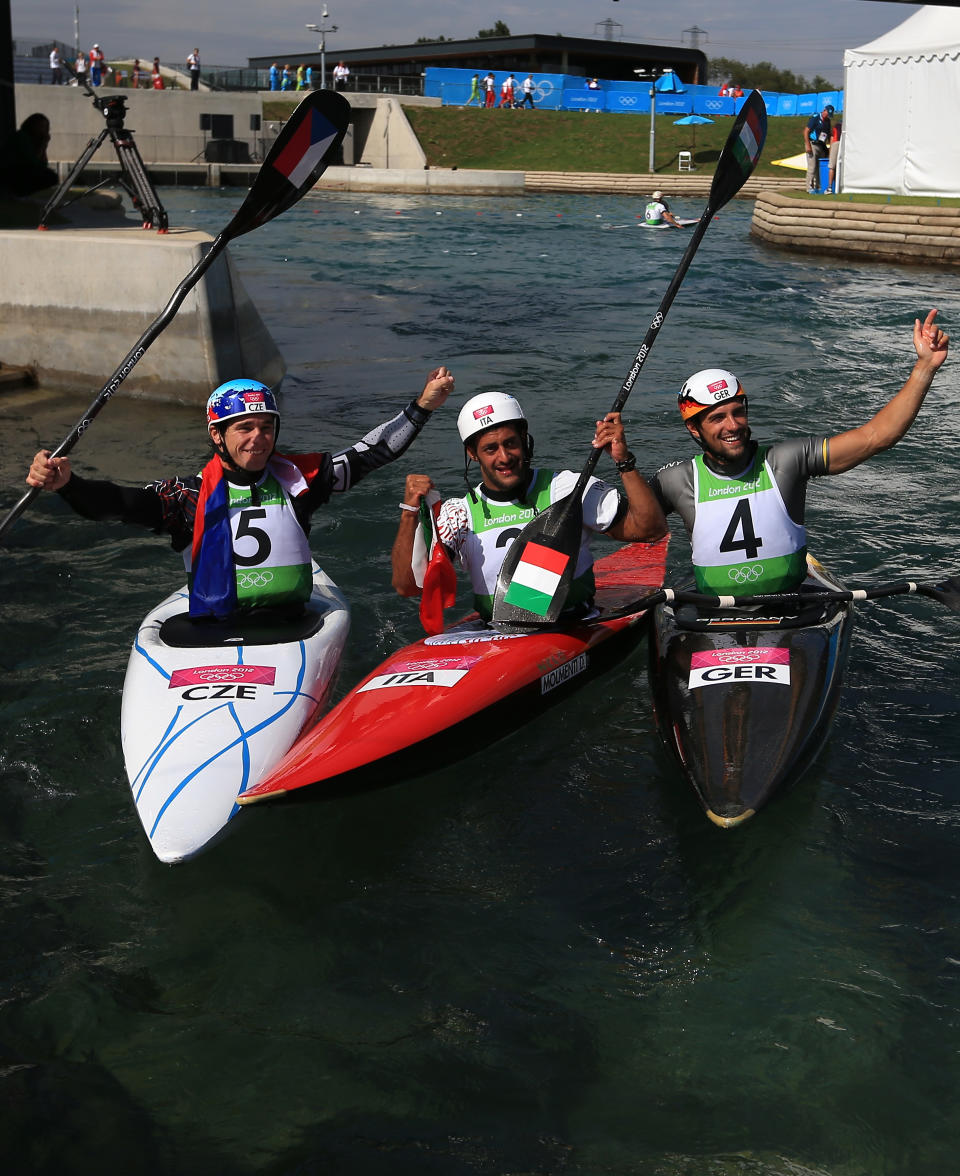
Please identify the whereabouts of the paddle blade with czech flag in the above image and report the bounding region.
[225,90,350,240]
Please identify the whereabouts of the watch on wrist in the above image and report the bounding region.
[615,451,637,474]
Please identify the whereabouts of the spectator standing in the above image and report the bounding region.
[732,84,744,97]
[269,62,280,91]
[132,59,142,88]
[718,81,731,96]
[498,74,515,108]
[187,47,200,91]
[89,43,104,87]
[296,64,306,90]
[151,57,164,90]
[333,61,350,90]
[74,50,87,88]
[281,64,293,91]
[49,47,63,86]
[466,73,481,107]
[483,71,496,108]
[519,74,535,109]
[803,103,833,193]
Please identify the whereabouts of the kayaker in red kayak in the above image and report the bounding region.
[391,391,666,621]
[648,308,949,596]
[26,367,455,619]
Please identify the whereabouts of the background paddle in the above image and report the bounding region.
[607,574,960,618]
[0,89,350,543]
[490,90,768,633]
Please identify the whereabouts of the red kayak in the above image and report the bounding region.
[237,538,667,803]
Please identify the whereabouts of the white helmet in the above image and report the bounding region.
[652,190,663,200]
[678,368,746,421]
[457,392,527,445]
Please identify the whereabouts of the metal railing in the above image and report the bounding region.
[206,68,425,95]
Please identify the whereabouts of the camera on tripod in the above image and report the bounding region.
[93,92,129,132]
[38,82,168,231]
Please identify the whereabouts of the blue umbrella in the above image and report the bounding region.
[655,70,686,93]
[673,113,714,149]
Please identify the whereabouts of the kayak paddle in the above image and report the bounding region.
[0,88,351,543]
[490,90,768,632]
[598,573,960,620]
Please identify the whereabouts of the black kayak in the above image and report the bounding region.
[647,558,853,827]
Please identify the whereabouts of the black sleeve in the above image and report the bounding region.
[58,474,164,529]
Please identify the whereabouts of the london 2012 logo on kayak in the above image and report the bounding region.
[688,648,791,690]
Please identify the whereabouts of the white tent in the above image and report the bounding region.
[843,5,960,196]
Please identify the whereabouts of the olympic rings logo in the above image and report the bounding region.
[650,312,663,330]
[727,564,764,584]
[194,668,255,682]
[618,95,639,107]
[238,570,275,588]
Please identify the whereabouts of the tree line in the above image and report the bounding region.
[707,57,836,94]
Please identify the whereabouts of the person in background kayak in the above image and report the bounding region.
[26,368,454,619]
[391,392,666,621]
[649,309,949,596]
[644,190,684,229]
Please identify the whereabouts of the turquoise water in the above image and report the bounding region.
[2,187,960,1175]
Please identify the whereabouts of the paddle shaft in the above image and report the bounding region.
[0,235,227,541]
[565,209,716,506]
[566,91,768,500]
[630,576,960,614]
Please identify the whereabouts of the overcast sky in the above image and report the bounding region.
[12,1,923,87]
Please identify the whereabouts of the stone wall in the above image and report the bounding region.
[751,191,960,267]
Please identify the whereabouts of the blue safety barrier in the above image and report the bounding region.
[562,89,605,112]
[424,68,843,115]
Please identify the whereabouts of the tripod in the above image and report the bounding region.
[39,90,169,231]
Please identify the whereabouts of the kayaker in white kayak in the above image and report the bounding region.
[644,191,684,229]
[26,368,454,620]
[391,392,666,621]
[648,308,949,596]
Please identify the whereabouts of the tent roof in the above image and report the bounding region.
[845,4,960,64]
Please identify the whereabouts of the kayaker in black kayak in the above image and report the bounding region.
[391,391,667,621]
[648,308,949,596]
[26,367,455,619]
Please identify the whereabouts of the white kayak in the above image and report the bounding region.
[639,217,701,229]
[121,563,350,864]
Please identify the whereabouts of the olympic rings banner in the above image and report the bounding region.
[425,69,842,118]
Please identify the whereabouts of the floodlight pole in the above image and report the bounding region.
[635,68,658,174]
[306,6,338,90]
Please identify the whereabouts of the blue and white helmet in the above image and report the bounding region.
[206,379,279,426]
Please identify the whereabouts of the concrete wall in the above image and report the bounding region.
[751,192,960,267]
[14,84,438,169]
[15,83,267,165]
[0,226,285,402]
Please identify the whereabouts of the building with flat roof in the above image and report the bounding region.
[250,33,707,87]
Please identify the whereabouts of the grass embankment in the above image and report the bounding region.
[406,107,805,175]
[262,100,960,206]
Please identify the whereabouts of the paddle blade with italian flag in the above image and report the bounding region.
[492,488,586,631]
[226,90,350,239]
[710,90,767,210]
